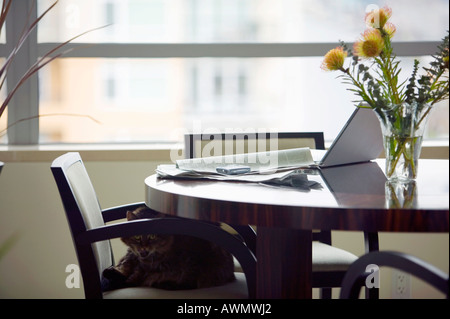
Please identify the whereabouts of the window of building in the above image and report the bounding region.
[1,0,448,144]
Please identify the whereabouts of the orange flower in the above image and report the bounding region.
[365,6,392,29]
[321,47,347,71]
[383,22,397,38]
[353,29,385,58]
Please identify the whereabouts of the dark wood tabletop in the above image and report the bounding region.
[145,159,449,298]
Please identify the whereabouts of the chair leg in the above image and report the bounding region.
[364,231,380,299]
[364,231,379,252]
[366,287,379,299]
[320,288,332,299]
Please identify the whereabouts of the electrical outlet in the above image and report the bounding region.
[392,270,411,299]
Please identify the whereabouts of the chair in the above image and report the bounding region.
[185,132,379,298]
[0,161,3,175]
[184,132,326,160]
[340,251,449,299]
[51,152,256,299]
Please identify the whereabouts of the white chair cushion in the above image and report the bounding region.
[312,242,358,272]
[67,161,112,275]
[233,243,358,273]
[103,272,248,299]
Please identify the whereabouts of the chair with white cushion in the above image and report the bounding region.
[51,152,256,299]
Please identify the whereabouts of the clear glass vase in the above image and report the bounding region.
[373,102,432,181]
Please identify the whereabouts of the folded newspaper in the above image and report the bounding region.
[156,147,316,183]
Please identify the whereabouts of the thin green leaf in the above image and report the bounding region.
[0,0,12,36]
[0,232,20,261]
[0,1,58,89]
[0,0,107,119]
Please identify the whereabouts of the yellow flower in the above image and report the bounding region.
[365,6,392,29]
[321,47,347,71]
[383,22,396,38]
[353,29,385,58]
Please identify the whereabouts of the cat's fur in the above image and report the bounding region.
[102,206,235,291]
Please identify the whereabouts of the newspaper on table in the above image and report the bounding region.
[156,147,317,183]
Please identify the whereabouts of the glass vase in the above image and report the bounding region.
[373,102,432,181]
[385,180,417,209]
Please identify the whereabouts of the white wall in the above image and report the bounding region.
[0,158,448,299]
[0,159,158,298]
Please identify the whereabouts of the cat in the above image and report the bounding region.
[102,206,236,291]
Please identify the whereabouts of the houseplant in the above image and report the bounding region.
[321,6,449,181]
[1,0,102,138]
[1,0,100,260]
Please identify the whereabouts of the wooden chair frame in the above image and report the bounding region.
[340,251,449,299]
[51,152,256,299]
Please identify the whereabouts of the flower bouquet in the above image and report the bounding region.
[321,6,449,181]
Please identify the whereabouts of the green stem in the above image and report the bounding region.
[415,107,431,130]
[378,54,402,105]
[340,68,376,107]
[386,138,402,178]
[386,136,418,179]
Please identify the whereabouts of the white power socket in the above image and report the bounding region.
[392,270,411,299]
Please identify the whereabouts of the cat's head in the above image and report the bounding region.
[121,207,174,260]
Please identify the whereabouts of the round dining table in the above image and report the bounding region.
[145,159,449,298]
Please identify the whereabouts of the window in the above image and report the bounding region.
[1,0,448,144]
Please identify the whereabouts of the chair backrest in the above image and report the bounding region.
[185,132,325,159]
[184,132,330,244]
[340,251,449,299]
[51,152,112,298]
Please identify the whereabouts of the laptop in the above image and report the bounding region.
[311,107,383,168]
[320,161,387,197]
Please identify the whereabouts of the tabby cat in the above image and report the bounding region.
[102,206,235,291]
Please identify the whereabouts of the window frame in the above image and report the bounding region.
[0,1,446,145]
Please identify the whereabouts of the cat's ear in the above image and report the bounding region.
[126,210,138,221]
